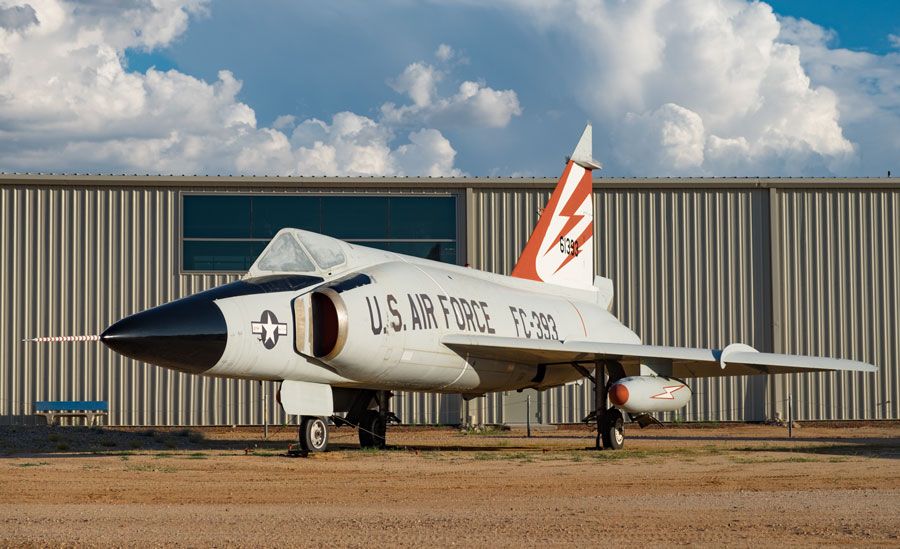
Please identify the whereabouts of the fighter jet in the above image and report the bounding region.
[99,125,876,452]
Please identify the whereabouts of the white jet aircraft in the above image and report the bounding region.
[100,125,876,452]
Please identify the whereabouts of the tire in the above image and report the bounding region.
[299,416,329,453]
[600,408,625,450]
[358,409,387,449]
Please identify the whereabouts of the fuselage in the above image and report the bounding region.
[101,228,641,395]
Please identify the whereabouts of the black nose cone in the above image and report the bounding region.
[101,292,228,374]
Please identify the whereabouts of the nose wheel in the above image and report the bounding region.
[298,416,329,453]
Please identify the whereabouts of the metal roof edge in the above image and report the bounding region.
[0,173,896,190]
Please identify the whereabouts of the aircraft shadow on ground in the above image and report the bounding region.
[1,426,897,460]
[0,425,533,457]
[732,442,900,460]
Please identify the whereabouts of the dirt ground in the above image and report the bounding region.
[1,423,898,547]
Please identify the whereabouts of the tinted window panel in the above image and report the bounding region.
[322,197,389,239]
[251,196,320,238]
[390,197,456,239]
[183,196,251,238]
[183,241,266,271]
[183,195,459,271]
[363,241,457,264]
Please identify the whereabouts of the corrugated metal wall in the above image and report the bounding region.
[471,188,772,423]
[1,186,257,425]
[771,189,899,420]
[0,184,459,426]
[1,178,895,426]
[469,185,896,424]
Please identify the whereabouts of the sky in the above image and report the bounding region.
[0,0,897,177]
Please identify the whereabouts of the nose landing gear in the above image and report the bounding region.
[292,416,329,455]
[287,390,399,456]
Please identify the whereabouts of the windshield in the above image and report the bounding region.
[296,231,346,269]
[255,233,316,273]
[248,229,352,276]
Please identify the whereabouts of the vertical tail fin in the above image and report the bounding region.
[511,124,600,290]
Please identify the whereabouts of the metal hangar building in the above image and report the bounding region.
[0,174,896,426]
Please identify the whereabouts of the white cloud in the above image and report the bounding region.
[394,128,460,176]
[474,0,884,175]
[389,61,441,107]
[777,17,900,176]
[0,2,495,176]
[284,113,461,177]
[435,43,454,62]
[271,114,296,130]
[382,45,520,129]
[291,112,393,176]
[889,34,900,49]
[0,3,36,29]
[0,0,255,173]
[5,0,888,177]
[617,103,706,174]
[382,64,522,128]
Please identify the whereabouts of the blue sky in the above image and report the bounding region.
[131,1,900,114]
[129,2,574,176]
[766,0,899,54]
[1,1,897,177]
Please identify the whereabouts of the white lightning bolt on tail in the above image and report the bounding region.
[510,124,598,290]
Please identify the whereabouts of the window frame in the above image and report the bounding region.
[178,191,463,274]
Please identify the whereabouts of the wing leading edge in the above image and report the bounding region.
[441,334,876,379]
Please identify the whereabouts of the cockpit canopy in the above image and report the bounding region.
[247,229,348,277]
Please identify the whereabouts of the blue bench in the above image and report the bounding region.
[34,401,109,426]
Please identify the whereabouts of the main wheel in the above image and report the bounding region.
[358,409,387,449]
[299,416,329,452]
[600,408,625,450]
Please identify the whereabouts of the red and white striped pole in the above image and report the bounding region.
[23,335,100,343]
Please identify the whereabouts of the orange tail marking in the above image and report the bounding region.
[510,161,575,281]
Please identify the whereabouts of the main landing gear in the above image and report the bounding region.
[600,407,625,450]
[358,390,398,449]
[358,409,387,449]
[579,360,626,450]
